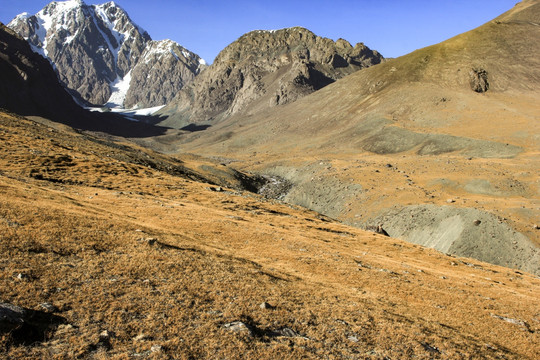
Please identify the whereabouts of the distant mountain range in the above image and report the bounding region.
[8,0,383,118]
[8,0,206,109]
[157,27,383,128]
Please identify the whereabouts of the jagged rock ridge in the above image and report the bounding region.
[158,27,383,128]
[8,0,206,108]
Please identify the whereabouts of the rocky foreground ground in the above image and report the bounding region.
[1,111,539,359]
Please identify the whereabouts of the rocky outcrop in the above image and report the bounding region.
[0,303,26,333]
[8,0,205,108]
[469,68,489,92]
[157,27,383,128]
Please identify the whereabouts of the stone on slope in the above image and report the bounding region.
[0,303,26,333]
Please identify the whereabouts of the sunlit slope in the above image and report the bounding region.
[179,0,540,155]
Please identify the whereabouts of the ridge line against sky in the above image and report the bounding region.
[1,0,518,63]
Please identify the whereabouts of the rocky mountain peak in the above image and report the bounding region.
[8,0,204,109]
[157,26,383,128]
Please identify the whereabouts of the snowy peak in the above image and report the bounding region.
[124,39,206,109]
[8,0,203,109]
[8,0,86,57]
[93,1,150,46]
[142,39,205,70]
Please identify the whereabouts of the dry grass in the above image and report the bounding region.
[1,111,539,359]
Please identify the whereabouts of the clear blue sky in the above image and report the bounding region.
[1,0,518,63]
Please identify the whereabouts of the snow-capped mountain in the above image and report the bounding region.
[8,0,206,109]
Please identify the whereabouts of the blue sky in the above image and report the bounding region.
[1,0,518,63]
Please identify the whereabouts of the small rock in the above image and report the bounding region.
[16,273,28,280]
[421,342,441,354]
[223,321,253,336]
[133,334,151,342]
[348,335,359,343]
[490,314,531,332]
[385,164,393,168]
[39,302,57,313]
[99,330,111,341]
[533,224,539,230]
[97,330,113,349]
[150,345,163,353]
[279,327,298,337]
[375,224,389,236]
[142,238,157,245]
[260,302,274,310]
[446,199,455,203]
[473,220,482,226]
[0,303,26,332]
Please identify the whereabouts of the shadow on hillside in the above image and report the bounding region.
[180,123,212,132]
[132,113,213,133]
[10,308,66,346]
[2,106,172,138]
[69,111,172,138]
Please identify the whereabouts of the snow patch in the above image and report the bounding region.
[63,28,79,44]
[12,12,30,22]
[143,40,177,63]
[171,49,180,61]
[106,71,132,108]
[127,105,165,116]
[55,0,84,12]
[86,104,165,120]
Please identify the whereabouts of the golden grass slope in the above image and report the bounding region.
[1,111,539,359]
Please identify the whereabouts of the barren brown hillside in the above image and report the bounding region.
[150,0,540,274]
[1,110,539,359]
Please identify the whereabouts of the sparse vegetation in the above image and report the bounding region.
[1,111,539,359]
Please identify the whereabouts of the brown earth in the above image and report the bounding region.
[1,110,540,359]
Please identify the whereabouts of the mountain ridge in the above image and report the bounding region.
[156,26,383,128]
[8,0,205,109]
